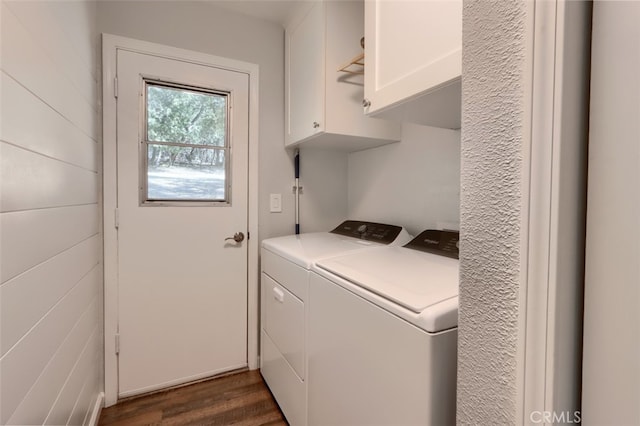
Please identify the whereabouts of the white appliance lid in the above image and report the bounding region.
[316,246,459,317]
[262,232,384,269]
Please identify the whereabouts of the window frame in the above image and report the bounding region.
[139,77,233,207]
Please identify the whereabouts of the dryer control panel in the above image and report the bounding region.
[405,229,460,259]
[330,220,402,244]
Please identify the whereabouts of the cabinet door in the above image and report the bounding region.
[364,0,461,115]
[286,3,324,145]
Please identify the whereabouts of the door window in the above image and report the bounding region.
[142,80,230,204]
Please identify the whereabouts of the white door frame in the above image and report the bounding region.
[516,1,590,423]
[102,33,260,407]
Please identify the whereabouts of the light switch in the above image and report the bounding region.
[270,193,282,213]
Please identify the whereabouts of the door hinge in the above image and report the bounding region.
[114,208,119,229]
[115,334,120,355]
[114,77,118,98]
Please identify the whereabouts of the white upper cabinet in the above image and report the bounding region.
[364,0,462,129]
[285,1,401,151]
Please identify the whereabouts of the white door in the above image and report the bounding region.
[115,49,249,398]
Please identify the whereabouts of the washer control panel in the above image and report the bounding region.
[330,220,403,244]
[404,229,460,259]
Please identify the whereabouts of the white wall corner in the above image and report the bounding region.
[458,0,533,423]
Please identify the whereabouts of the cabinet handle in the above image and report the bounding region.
[272,287,284,303]
[362,98,371,108]
[313,122,320,129]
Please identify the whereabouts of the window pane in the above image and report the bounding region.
[146,83,227,147]
[147,145,226,201]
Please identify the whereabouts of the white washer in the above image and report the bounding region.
[309,229,460,426]
[260,221,412,426]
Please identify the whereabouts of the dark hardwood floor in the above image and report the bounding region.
[99,370,287,426]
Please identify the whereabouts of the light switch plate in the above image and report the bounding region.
[270,193,282,213]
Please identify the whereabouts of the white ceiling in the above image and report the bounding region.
[210,0,307,27]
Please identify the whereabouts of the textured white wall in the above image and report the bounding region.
[347,123,460,236]
[97,0,348,240]
[0,0,103,424]
[457,1,528,423]
[582,2,640,424]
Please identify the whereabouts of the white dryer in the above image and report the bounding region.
[309,229,460,426]
[260,221,411,426]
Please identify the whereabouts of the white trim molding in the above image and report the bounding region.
[517,1,591,424]
[102,34,260,407]
[86,392,104,426]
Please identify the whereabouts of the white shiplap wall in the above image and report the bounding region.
[0,1,103,424]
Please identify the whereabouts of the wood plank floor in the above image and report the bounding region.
[99,370,287,426]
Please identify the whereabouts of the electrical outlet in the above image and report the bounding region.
[270,193,282,213]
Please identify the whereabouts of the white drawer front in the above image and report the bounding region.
[262,248,308,301]
[262,273,305,379]
[261,330,307,426]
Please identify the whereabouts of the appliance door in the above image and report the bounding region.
[307,272,457,426]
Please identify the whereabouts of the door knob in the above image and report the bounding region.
[225,232,245,243]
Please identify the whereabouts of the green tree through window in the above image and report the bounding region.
[144,82,229,202]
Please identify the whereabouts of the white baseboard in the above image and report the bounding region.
[86,392,104,426]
